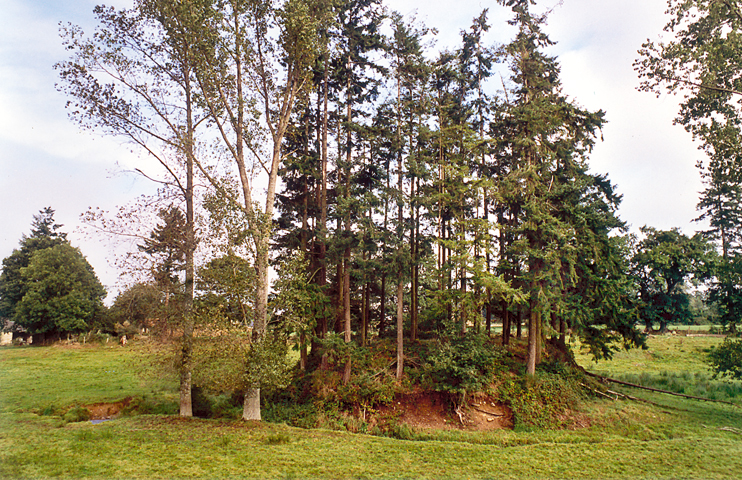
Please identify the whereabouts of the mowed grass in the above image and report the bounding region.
[574,334,742,404]
[0,344,175,414]
[0,339,741,479]
[573,334,725,377]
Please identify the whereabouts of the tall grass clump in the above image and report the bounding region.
[615,371,742,404]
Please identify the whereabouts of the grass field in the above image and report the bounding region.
[1,337,741,479]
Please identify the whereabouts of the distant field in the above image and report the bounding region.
[573,333,725,377]
[1,337,741,479]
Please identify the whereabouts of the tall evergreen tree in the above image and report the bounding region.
[497,0,611,374]
[0,208,67,322]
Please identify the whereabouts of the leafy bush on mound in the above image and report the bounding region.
[498,371,585,430]
[63,405,90,423]
[416,334,508,395]
[121,395,178,416]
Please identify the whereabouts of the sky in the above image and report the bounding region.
[0,0,706,301]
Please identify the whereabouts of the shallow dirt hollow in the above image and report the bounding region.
[84,397,133,420]
[380,392,513,431]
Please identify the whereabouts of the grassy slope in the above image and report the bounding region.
[0,339,741,479]
[573,334,723,377]
[0,344,174,414]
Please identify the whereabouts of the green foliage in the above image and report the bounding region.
[636,0,742,333]
[189,387,242,419]
[262,396,318,429]
[307,336,398,410]
[708,337,742,380]
[122,395,179,416]
[139,206,188,294]
[0,207,68,321]
[14,243,106,336]
[498,372,584,429]
[62,406,90,423]
[190,326,293,400]
[270,251,329,339]
[108,283,162,333]
[418,334,505,394]
[197,254,254,326]
[631,227,715,332]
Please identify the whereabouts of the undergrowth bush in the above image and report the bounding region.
[63,405,90,423]
[417,334,506,395]
[263,395,318,429]
[708,338,742,380]
[122,395,178,416]
[498,371,584,430]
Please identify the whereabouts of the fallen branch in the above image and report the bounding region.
[586,372,740,408]
[582,379,664,407]
[580,382,617,400]
[369,360,397,379]
[605,389,663,407]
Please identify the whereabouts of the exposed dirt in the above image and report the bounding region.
[377,391,513,431]
[83,397,133,420]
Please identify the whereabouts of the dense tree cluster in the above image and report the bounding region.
[52,0,740,419]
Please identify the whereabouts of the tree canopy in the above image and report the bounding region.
[15,243,106,337]
[0,208,105,340]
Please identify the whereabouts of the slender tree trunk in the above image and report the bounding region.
[396,280,404,379]
[180,65,196,418]
[501,300,510,346]
[516,306,522,338]
[343,249,352,384]
[527,307,538,376]
[363,281,370,346]
[243,387,261,421]
[559,316,566,348]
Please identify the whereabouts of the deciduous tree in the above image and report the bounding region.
[15,243,106,341]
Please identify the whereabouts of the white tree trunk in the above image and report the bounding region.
[243,387,261,421]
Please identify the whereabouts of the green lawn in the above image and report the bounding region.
[573,334,725,377]
[0,344,174,414]
[0,338,741,479]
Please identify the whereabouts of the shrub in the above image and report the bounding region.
[708,338,742,380]
[211,393,242,419]
[418,334,505,395]
[498,373,584,429]
[63,406,91,423]
[262,393,318,429]
[191,385,213,418]
[122,395,178,416]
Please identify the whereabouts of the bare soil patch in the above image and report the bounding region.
[378,392,513,431]
[83,397,133,420]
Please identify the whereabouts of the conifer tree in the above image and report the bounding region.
[497,0,610,374]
